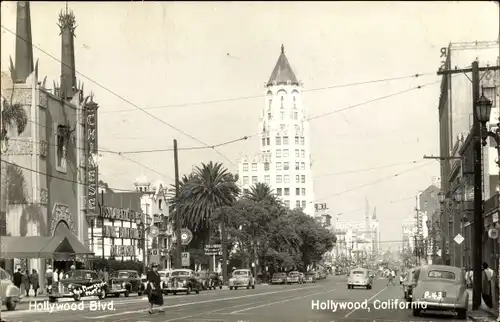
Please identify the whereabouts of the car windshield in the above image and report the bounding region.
[274,273,286,277]
[428,270,456,280]
[159,272,169,278]
[67,271,93,279]
[305,272,315,276]
[352,271,366,275]
[171,271,190,277]
[233,271,249,276]
[289,272,299,276]
[111,272,129,279]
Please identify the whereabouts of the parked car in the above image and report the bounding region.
[165,269,202,295]
[303,271,316,283]
[229,269,255,290]
[347,268,372,289]
[402,268,416,301]
[158,270,170,291]
[207,271,223,290]
[271,272,287,285]
[0,268,21,311]
[411,265,468,319]
[195,271,210,290]
[49,270,106,302]
[106,270,143,297]
[287,271,303,284]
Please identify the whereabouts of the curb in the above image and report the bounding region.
[467,312,498,322]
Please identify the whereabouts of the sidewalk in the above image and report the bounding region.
[467,289,498,321]
[18,295,50,303]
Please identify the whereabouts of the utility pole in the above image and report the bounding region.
[221,208,228,284]
[173,139,182,269]
[437,61,500,310]
[101,191,105,259]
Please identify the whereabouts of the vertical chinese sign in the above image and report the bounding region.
[84,101,99,220]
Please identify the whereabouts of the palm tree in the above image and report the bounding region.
[245,182,279,203]
[1,97,28,143]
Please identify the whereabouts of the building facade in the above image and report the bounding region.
[0,3,93,275]
[237,45,315,214]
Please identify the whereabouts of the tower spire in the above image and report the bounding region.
[12,1,34,83]
[58,5,77,100]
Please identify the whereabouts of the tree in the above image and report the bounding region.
[1,96,27,143]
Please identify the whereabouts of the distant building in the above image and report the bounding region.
[237,45,315,215]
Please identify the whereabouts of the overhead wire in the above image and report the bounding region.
[313,160,424,178]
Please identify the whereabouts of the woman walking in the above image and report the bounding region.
[146,263,164,314]
[30,269,39,297]
[22,270,31,297]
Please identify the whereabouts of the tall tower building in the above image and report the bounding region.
[237,45,315,215]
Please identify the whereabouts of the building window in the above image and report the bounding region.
[296,188,300,196]
[284,175,290,183]
[264,162,270,171]
[269,99,272,109]
[281,96,284,108]
[262,138,266,146]
[300,137,305,145]
[293,112,298,120]
[293,96,296,109]
[301,175,306,183]
[301,200,306,208]
[295,162,300,170]
[283,149,289,157]
[0,211,6,236]
[295,149,300,157]
[266,138,270,145]
[300,149,305,158]
[296,200,301,208]
[252,176,258,184]
[252,163,257,171]
[280,124,286,130]
[300,162,305,170]
[276,137,281,145]
[243,176,249,184]
[264,175,270,184]
[243,163,248,171]
[277,188,282,196]
[284,200,290,209]
[276,162,282,171]
[280,112,285,120]
[283,136,289,145]
[301,188,306,196]
[284,188,290,196]
[283,162,289,170]
[159,199,163,210]
[276,175,282,183]
[295,136,299,144]
[296,175,300,183]
[276,150,282,158]
[56,125,69,173]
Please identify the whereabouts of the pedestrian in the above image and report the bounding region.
[22,269,31,296]
[482,262,494,308]
[98,269,104,281]
[30,269,39,297]
[146,262,164,314]
[13,268,22,289]
[103,268,109,283]
[53,268,59,286]
[387,269,395,286]
[58,269,64,281]
[45,265,54,287]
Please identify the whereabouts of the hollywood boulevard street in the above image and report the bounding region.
[1,275,474,321]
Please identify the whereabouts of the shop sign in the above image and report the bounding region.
[103,225,139,239]
[110,245,135,257]
[102,206,142,222]
[85,103,98,215]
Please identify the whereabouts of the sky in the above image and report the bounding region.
[1,1,499,243]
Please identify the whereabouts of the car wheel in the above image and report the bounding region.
[247,285,250,289]
[186,286,192,295]
[229,286,233,290]
[219,285,222,289]
[173,291,177,295]
[124,289,130,297]
[195,288,200,294]
[98,288,106,300]
[6,300,17,311]
[74,293,81,301]
[252,284,255,289]
[138,291,142,296]
[115,293,120,297]
[457,309,467,320]
[49,296,57,303]
[235,287,238,290]
[412,308,420,317]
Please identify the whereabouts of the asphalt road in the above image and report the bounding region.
[1,275,475,322]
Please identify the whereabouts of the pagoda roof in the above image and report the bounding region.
[267,44,299,86]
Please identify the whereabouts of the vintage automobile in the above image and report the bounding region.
[287,271,303,284]
[0,268,21,311]
[229,269,255,290]
[49,270,106,302]
[207,272,223,290]
[195,271,210,290]
[158,270,171,290]
[347,268,372,289]
[165,269,202,295]
[411,265,468,319]
[402,268,416,301]
[303,271,316,283]
[271,272,288,285]
[106,270,143,297]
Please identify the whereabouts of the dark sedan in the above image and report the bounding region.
[49,270,106,302]
[165,269,202,295]
[106,270,144,297]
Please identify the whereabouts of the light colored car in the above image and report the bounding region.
[347,268,372,289]
[287,271,302,284]
[271,272,287,284]
[411,265,468,319]
[303,272,316,283]
[0,268,21,311]
[229,269,255,290]
[158,270,171,290]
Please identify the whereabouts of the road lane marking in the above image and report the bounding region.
[159,301,263,322]
[344,285,387,318]
[230,288,338,314]
[85,285,320,319]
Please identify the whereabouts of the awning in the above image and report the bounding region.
[0,236,63,259]
[54,223,93,256]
